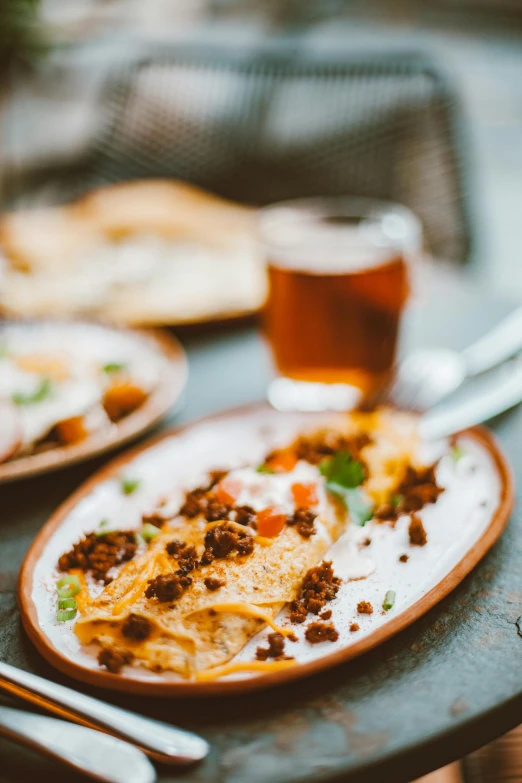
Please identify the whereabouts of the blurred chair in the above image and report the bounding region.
[87,44,471,263]
[4,42,472,264]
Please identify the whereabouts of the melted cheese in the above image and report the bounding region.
[195,658,296,681]
[68,569,91,613]
[110,551,164,615]
[184,602,295,637]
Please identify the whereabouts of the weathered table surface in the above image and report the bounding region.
[1,268,521,783]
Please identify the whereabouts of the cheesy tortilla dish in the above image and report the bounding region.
[49,409,452,681]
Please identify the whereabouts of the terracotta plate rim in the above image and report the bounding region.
[0,320,188,483]
[18,403,514,697]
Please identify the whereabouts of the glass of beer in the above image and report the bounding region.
[260,197,421,411]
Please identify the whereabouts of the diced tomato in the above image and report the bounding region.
[256,506,287,538]
[215,477,242,505]
[291,482,318,508]
[266,448,298,473]
[103,382,148,422]
[55,415,89,445]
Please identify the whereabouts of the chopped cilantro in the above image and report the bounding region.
[319,451,365,489]
[103,362,127,374]
[383,590,396,611]
[12,377,53,405]
[327,483,374,526]
[256,464,274,474]
[320,450,373,525]
[121,476,140,495]
[451,444,466,462]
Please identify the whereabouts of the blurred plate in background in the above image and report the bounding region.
[0,320,188,482]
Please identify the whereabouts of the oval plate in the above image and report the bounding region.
[0,320,187,482]
[19,405,513,696]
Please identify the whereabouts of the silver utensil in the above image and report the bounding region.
[391,306,522,410]
[0,705,156,783]
[0,661,209,765]
[419,357,522,440]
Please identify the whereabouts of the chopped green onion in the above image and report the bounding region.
[140,523,160,543]
[103,362,127,374]
[0,342,8,358]
[451,444,466,462]
[58,598,77,611]
[121,476,140,495]
[56,575,81,588]
[12,377,53,405]
[56,575,81,599]
[57,583,81,599]
[96,520,119,536]
[391,494,403,508]
[57,606,77,622]
[256,464,274,474]
[383,590,396,611]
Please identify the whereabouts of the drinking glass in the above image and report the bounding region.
[260,197,421,411]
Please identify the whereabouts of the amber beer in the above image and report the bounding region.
[262,200,415,398]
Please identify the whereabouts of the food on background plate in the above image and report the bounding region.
[35,407,504,685]
[0,180,265,325]
[0,322,166,464]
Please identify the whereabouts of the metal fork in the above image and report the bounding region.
[385,306,522,410]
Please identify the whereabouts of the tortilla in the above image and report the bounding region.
[75,502,345,678]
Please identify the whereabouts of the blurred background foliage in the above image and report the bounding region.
[0,0,47,77]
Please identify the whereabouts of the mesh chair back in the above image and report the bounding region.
[84,45,470,262]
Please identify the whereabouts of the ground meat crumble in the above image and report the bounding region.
[142,511,169,528]
[289,561,341,623]
[121,613,151,641]
[294,431,372,466]
[399,554,409,563]
[178,470,231,522]
[408,513,428,546]
[398,464,444,513]
[288,507,317,538]
[204,577,225,591]
[58,531,137,583]
[374,463,444,522]
[145,572,192,602]
[234,505,256,527]
[203,524,254,561]
[349,623,360,632]
[255,632,287,660]
[320,609,332,620]
[305,621,339,644]
[357,601,373,615]
[97,648,133,674]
